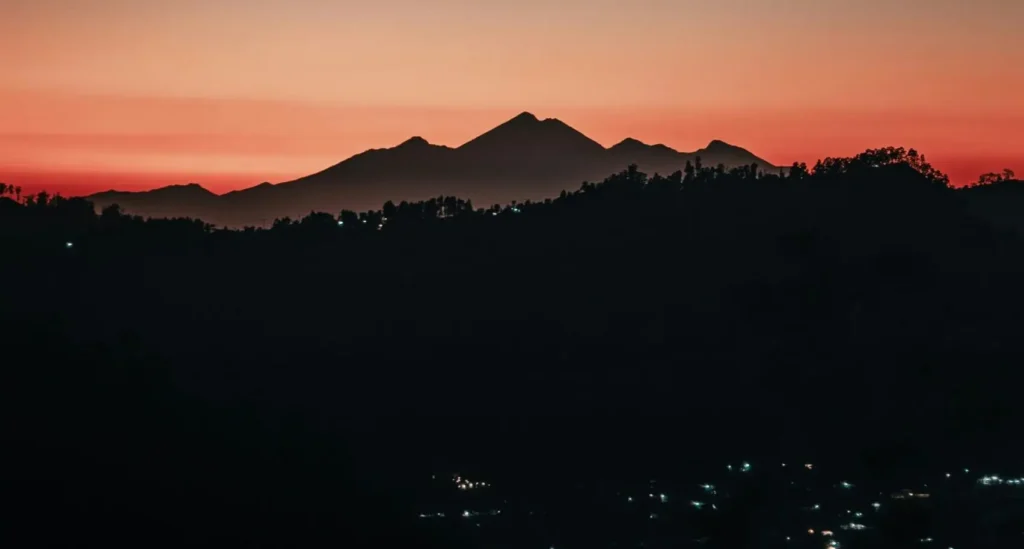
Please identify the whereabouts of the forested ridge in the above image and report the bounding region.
[2,148,1023,546]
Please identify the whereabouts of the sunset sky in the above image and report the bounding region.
[1,0,1021,196]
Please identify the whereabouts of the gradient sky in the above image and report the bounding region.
[1,0,1021,195]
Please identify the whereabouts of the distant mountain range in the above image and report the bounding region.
[88,112,778,227]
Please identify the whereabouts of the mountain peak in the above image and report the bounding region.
[511,111,539,123]
[611,137,648,149]
[458,112,604,156]
[146,182,213,196]
[705,139,737,151]
[397,136,431,148]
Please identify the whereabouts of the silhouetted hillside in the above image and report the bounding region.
[85,112,777,227]
[962,178,1024,235]
[89,182,218,219]
[5,148,1024,547]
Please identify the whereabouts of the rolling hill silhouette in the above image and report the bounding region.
[88,112,777,227]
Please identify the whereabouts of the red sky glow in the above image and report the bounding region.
[1,0,1021,196]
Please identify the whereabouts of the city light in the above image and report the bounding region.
[420,460,1014,549]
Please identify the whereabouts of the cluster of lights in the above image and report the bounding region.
[453,474,489,490]
[891,489,930,499]
[427,461,1010,549]
[977,474,1024,486]
[457,509,501,518]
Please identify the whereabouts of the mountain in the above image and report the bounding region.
[458,112,606,165]
[89,183,219,220]
[87,112,778,227]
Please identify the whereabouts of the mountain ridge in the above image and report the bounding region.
[88,112,778,227]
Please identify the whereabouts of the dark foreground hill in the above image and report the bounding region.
[86,112,776,227]
[3,148,1024,547]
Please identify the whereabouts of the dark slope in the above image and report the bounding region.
[86,113,778,227]
[962,179,1024,236]
[89,183,219,219]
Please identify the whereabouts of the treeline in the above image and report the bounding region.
[0,147,1013,247]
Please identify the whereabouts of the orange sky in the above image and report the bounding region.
[1,0,1022,196]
